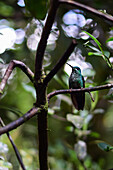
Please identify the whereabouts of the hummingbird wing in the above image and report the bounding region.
[70,76,85,110]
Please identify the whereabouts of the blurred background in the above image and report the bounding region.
[0,0,113,169]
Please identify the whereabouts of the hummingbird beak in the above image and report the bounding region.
[66,63,73,69]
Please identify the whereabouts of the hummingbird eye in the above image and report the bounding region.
[73,66,81,73]
[74,66,81,73]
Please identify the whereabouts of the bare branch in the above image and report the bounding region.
[0,60,34,94]
[88,91,94,102]
[35,0,59,82]
[44,39,77,85]
[47,83,113,99]
[0,107,39,135]
[0,118,26,170]
[59,0,113,23]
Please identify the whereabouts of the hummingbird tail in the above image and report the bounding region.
[71,92,85,110]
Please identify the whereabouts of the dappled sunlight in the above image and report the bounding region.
[26,19,59,51]
[63,10,86,27]
[0,20,25,54]
[0,26,16,53]
[64,51,93,78]
[17,0,25,7]
[62,10,98,40]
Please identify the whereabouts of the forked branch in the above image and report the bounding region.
[0,60,34,94]
[44,39,77,85]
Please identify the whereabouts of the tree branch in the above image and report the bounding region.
[44,39,77,85]
[59,0,113,23]
[0,118,26,170]
[34,0,59,82]
[0,60,34,94]
[0,107,39,135]
[47,83,113,99]
[38,108,48,170]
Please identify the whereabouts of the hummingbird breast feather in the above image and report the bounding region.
[69,74,85,110]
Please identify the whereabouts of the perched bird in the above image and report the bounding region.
[67,63,85,110]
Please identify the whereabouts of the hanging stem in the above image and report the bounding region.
[0,118,26,170]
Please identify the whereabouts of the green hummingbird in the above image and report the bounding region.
[67,63,85,110]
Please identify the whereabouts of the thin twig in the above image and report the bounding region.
[44,39,77,85]
[0,60,34,94]
[34,0,59,82]
[88,91,94,102]
[47,83,113,99]
[59,0,113,23]
[0,107,39,135]
[0,118,26,170]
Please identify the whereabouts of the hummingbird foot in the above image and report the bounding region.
[69,88,73,93]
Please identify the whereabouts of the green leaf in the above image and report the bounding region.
[0,2,14,17]
[83,68,96,77]
[83,31,102,51]
[106,37,113,43]
[22,83,36,99]
[65,126,74,132]
[90,132,100,138]
[91,90,99,110]
[103,51,110,58]
[83,31,113,69]
[24,0,48,20]
[97,142,113,152]
[85,44,100,52]
[67,114,84,129]
[88,52,102,56]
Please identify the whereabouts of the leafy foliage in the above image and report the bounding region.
[83,31,113,69]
